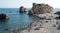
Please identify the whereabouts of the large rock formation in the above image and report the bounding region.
[0,14,9,20]
[28,3,53,15]
[19,6,26,13]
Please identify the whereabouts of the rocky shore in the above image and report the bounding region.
[10,13,60,33]
[10,3,60,33]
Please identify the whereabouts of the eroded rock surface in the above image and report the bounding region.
[28,3,53,15]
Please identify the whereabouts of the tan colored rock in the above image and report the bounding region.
[28,3,53,15]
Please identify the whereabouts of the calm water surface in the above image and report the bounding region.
[0,8,60,33]
[0,8,39,33]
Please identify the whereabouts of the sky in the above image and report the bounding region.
[0,0,60,8]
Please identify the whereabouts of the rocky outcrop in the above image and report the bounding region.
[55,11,60,19]
[0,14,9,20]
[28,10,34,15]
[11,13,60,33]
[28,3,53,15]
[55,11,60,15]
[19,6,26,13]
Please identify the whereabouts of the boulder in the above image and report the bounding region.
[0,14,9,20]
[28,3,53,15]
[19,6,26,13]
[55,11,60,15]
[55,11,60,19]
[28,10,34,15]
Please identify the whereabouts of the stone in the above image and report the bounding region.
[34,27,40,30]
[13,28,17,33]
[19,6,26,13]
[28,10,34,15]
[0,14,9,20]
[28,3,53,15]
[55,11,60,15]
[55,11,60,19]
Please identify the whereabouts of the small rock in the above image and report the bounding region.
[19,6,26,13]
[34,27,40,30]
[0,14,9,20]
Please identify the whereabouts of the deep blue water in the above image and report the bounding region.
[0,8,39,33]
[0,8,60,33]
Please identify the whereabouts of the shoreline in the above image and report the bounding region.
[11,13,60,33]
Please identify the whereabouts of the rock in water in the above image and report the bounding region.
[19,6,26,13]
[28,3,53,15]
[55,11,60,15]
[28,10,34,15]
[55,11,60,19]
[0,14,9,20]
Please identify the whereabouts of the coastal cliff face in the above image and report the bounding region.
[28,3,53,15]
[19,6,26,13]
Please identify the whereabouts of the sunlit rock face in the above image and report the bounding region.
[19,6,26,13]
[35,13,59,19]
[28,3,53,15]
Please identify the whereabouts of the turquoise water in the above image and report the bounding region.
[0,8,39,33]
[0,8,60,33]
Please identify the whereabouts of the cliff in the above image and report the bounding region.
[28,3,53,15]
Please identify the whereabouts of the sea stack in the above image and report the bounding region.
[19,6,26,13]
[0,14,9,20]
[28,3,53,15]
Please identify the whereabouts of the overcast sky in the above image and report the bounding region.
[0,0,60,8]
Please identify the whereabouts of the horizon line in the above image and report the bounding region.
[0,7,59,8]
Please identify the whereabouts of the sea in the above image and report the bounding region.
[0,8,60,33]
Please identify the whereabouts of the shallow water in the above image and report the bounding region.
[0,8,60,33]
[0,8,39,33]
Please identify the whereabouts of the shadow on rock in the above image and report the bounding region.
[0,14,9,22]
